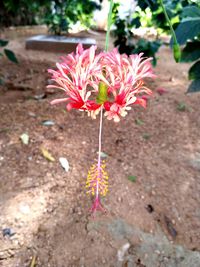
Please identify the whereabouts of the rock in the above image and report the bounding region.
[101,218,200,267]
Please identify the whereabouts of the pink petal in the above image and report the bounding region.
[50,98,69,105]
[86,100,101,111]
[134,98,147,108]
[104,101,112,111]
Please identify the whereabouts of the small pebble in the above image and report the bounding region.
[146,204,154,213]
[28,112,37,117]
[102,258,106,264]
[19,203,30,214]
[164,256,169,261]
[2,228,15,237]
[117,197,122,202]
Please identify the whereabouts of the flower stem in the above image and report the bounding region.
[105,0,114,52]
[96,106,103,198]
[95,0,113,205]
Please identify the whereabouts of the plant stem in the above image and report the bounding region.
[105,0,114,52]
[159,0,176,42]
[96,106,103,198]
[159,0,181,62]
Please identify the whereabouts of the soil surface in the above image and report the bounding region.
[0,27,200,267]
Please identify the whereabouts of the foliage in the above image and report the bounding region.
[112,5,161,65]
[37,0,100,35]
[128,175,137,182]
[177,102,187,112]
[175,5,200,92]
[133,39,162,66]
[136,0,200,91]
[113,0,200,92]
[0,0,100,35]
[0,39,18,84]
[0,0,46,27]
[113,17,135,55]
[136,0,193,32]
[0,39,18,63]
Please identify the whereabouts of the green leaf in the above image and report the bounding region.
[181,41,200,62]
[4,49,18,63]
[187,79,200,93]
[135,118,144,125]
[0,39,9,47]
[143,133,151,140]
[189,61,200,80]
[128,175,137,182]
[177,102,187,112]
[96,82,108,104]
[182,6,200,18]
[174,18,200,45]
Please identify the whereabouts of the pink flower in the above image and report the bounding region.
[101,50,155,122]
[48,44,155,122]
[48,44,102,112]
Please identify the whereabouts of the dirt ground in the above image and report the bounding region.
[0,27,200,267]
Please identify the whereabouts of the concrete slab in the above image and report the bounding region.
[25,35,96,53]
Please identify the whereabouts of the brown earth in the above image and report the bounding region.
[0,28,200,267]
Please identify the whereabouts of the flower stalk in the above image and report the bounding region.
[89,0,114,213]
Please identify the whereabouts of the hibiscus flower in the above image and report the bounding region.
[48,44,155,122]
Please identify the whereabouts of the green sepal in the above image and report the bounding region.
[96,82,108,104]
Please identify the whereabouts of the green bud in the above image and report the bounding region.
[96,82,108,104]
[173,43,181,63]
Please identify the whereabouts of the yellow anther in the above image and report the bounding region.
[86,161,109,197]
